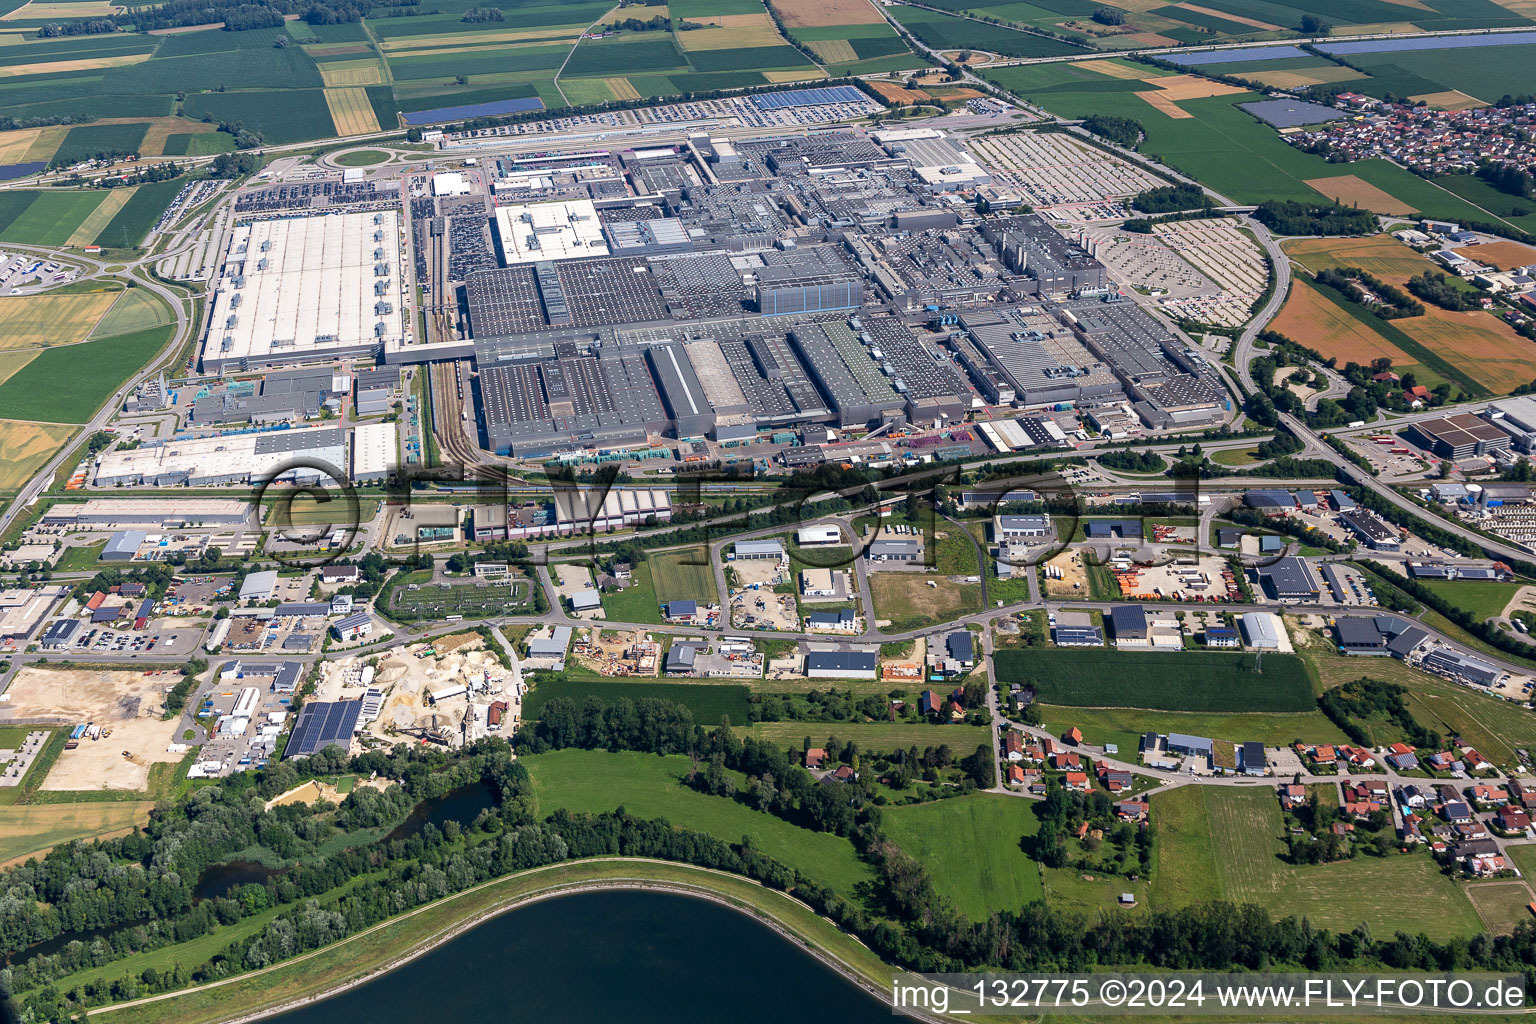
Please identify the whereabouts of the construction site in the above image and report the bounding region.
[1105,554,1241,603]
[571,628,662,677]
[1,667,184,791]
[319,634,522,747]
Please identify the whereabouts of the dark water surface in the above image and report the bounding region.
[195,859,287,900]
[267,888,893,1024]
[384,781,498,842]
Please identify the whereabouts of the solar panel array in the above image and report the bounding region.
[750,85,867,110]
[285,700,362,758]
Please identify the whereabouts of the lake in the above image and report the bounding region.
[384,780,498,842]
[267,888,893,1024]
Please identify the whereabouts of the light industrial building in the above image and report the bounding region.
[552,487,672,532]
[202,211,407,372]
[94,428,347,487]
[351,422,398,483]
[41,499,250,528]
[1411,413,1511,459]
[493,199,609,265]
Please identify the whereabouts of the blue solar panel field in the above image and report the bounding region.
[1316,29,1536,56]
[1161,45,1309,66]
[750,85,867,110]
[402,97,546,126]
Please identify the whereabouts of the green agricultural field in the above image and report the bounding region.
[0,801,152,864]
[388,45,570,81]
[995,649,1315,712]
[160,132,236,157]
[747,720,991,753]
[48,122,149,168]
[92,177,188,249]
[104,44,325,93]
[1036,703,1349,748]
[563,35,687,77]
[650,549,717,606]
[181,90,336,146]
[0,190,105,246]
[1152,786,1483,939]
[686,45,812,72]
[1338,43,1536,106]
[522,677,752,724]
[522,748,874,895]
[0,323,170,423]
[1415,579,1522,622]
[889,5,1085,58]
[89,288,172,339]
[883,795,1043,919]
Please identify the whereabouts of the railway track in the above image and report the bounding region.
[428,359,485,471]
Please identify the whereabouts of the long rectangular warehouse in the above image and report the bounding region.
[94,428,347,487]
[202,210,407,372]
[40,498,251,527]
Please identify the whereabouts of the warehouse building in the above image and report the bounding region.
[646,342,714,440]
[42,499,251,528]
[351,422,398,483]
[1420,647,1500,687]
[283,699,363,759]
[804,650,877,680]
[950,307,1120,408]
[552,487,672,532]
[493,199,609,265]
[734,538,786,561]
[101,531,146,561]
[1411,413,1511,459]
[202,211,406,372]
[786,320,903,428]
[994,514,1051,541]
[1239,611,1285,650]
[1256,557,1319,602]
[1339,508,1399,551]
[354,365,401,416]
[94,428,346,487]
[981,215,1107,295]
[868,539,921,561]
[0,587,64,641]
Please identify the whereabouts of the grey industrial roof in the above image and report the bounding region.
[805,650,877,673]
[1109,605,1147,636]
[1335,617,1385,647]
[946,631,974,662]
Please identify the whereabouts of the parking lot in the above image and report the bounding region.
[69,621,203,658]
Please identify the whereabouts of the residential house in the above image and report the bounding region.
[1051,751,1082,770]
[1099,766,1133,793]
[1469,784,1508,807]
[1006,764,1026,786]
[1441,800,1474,824]
[805,748,827,770]
[1003,730,1024,762]
[1114,800,1148,821]
[1460,748,1493,773]
[1468,853,1508,877]
[1063,771,1089,792]
[1496,807,1532,834]
[1062,726,1083,746]
[1279,784,1307,810]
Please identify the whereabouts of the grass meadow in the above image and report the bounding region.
[994,649,1315,712]
[883,794,1043,919]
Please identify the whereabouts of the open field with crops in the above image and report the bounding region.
[746,720,991,752]
[0,418,77,490]
[994,649,1314,711]
[0,289,116,351]
[1152,786,1483,939]
[1282,235,1535,394]
[884,795,1043,919]
[0,801,153,866]
[0,322,170,423]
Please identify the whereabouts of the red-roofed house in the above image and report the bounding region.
[1064,771,1089,791]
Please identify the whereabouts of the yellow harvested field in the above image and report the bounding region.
[1,1,122,20]
[770,0,885,27]
[679,11,785,48]
[137,116,217,156]
[1145,73,1247,100]
[305,42,374,56]
[1409,89,1485,110]
[0,350,38,388]
[0,52,148,77]
[807,38,857,62]
[1243,66,1362,89]
[1284,235,1536,394]
[1272,278,1412,369]
[379,25,583,50]
[325,87,380,136]
[1456,240,1536,271]
[866,79,930,105]
[1119,30,1184,46]
[0,419,77,490]
[66,186,136,246]
[0,803,153,869]
[0,126,43,164]
[604,76,640,100]
[0,291,118,352]
[1493,0,1536,15]
[1305,174,1417,215]
[1172,1,1279,28]
[1333,20,1419,34]
[322,60,385,86]
[1137,91,1191,118]
[1073,58,1145,80]
[763,68,823,81]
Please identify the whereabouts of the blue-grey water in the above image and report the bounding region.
[267,888,893,1023]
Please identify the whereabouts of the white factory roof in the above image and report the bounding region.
[493,199,609,265]
[43,498,250,523]
[351,422,398,480]
[553,487,671,526]
[94,427,345,486]
[202,210,406,370]
[431,171,470,196]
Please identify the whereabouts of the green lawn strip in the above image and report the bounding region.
[747,720,991,751]
[523,749,873,896]
[598,559,663,623]
[1148,784,1219,911]
[1037,704,1348,747]
[649,549,717,606]
[883,794,1043,920]
[1414,579,1522,623]
[92,859,896,1024]
[995,649,1314,712]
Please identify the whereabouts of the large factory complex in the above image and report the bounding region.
[138,87,1237,481]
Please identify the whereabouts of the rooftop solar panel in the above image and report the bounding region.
[284,700,362,759]
[751,85,867,110]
